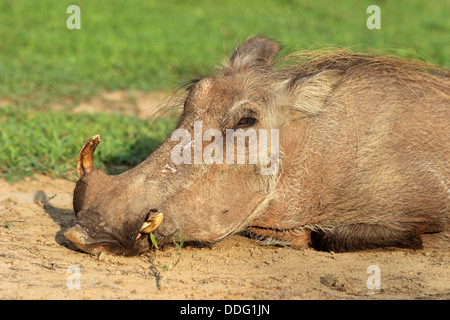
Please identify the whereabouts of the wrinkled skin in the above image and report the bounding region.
[65,38,449,255]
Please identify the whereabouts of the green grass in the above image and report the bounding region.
[0,0,448,108]
[0,0,448,181]
[0,106,176,182]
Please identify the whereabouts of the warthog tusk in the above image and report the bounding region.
[77,135,101,178]
[139,213,164,234]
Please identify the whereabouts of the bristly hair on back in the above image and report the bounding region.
[274,47,449,84]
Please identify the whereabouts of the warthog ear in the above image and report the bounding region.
[230,37,280,69]
[287,69,344,117]
[77,135,101,178]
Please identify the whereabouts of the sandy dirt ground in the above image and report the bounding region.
[0,175,449,300]
[1,92,449,300]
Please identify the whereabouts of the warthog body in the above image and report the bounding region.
[65,38,449,255]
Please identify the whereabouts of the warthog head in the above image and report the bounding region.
[65,38,449,255]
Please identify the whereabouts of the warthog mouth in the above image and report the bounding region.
[64,224,121,255]
[65,212,165,255]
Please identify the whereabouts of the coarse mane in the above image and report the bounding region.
[274,48,449,83]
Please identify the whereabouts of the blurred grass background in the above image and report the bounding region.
[0,0,448,181]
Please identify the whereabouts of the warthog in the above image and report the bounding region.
[65,38,449,255]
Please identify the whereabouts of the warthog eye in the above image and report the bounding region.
[235,117,257,129]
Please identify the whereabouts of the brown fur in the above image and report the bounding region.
[65,38,449,255]
[248,45,449,251]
